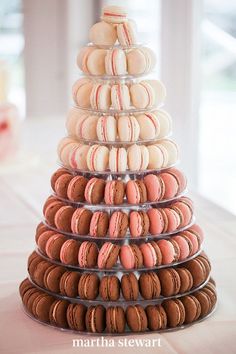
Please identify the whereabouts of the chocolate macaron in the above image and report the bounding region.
[139,272,161,299]
[60,239,81,265]
[43,265,66,293]
[71,208,93,235]
[67,175,88,202]
[158,268,181,297]
[85,305,106,333]
[54,205,75,232]
[175,267,193,293]
[106,306,126,333]
[121,273,139,301]
[49,299,69,328]
[146,305,167,330]
[126,305,148,332]
[54,173,73,199]
[32,293,55,322]
[60,271,81,297]
[163,299,185,327]
[67,303,87,331]
[99,275,120,301]
[181,295,201,324]
[78,273,100,300]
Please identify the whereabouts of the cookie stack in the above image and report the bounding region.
[19,5,217,334]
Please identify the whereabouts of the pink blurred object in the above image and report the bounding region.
[0,103,20,161]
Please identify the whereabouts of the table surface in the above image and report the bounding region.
[0,118,235,354]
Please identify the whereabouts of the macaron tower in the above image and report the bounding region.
[19,5,217,334]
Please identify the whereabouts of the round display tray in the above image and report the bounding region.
[75,104,163,115]
[52,188,187,209]
[58,160,180,177]
[35,246,202,273]
[42,216,195,242]
[22,302,216,336]
[28,274,210,305]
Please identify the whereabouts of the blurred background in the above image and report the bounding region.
[0,0,236,215]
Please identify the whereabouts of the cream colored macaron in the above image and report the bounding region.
[135,113,160,140]
[118,115,140,142]
[72,79,93,108]
[127,144,149,171]
[89,21,117,46]
[75,115,98,141]
[130,81,155,109]
[87,49,107,75]
[101,5,127,24]
[109,147,127,172]
[153,110,172,138]
[147,144,168,169]
[97,115,117,142]
[87,144,109,172]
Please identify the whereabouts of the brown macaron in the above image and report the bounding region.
[27,252,42,275]
[49,299,69,328]
[35,222,49,243]
[121,273,139,301]
[129,210,150,237]
[158,268,181,297]
[105,180,125,205]
[37,230,55,254]
[78,241,99,268]
[181,295,201,324]
[184,257,207,287]
[139,272,161,299]
[99,275,120,301]
[59,271,81,297]
[89,211,109,237]
[26,290,43,314]
[71,208,93,235]
[85,305,106,333]
[146,305,167,330]
[126,179,147,204]
[44,200,65,226]
[50,168,69,191]
[43,265,66,293]
[78,273,100,300]
[106,306,126,333]
[67,175,88,202]
[126,305,148,332]
[109,211,129,238]
[194,290,211,317]
[32,260,51,287]
[175,267,193,293]
[54,173,73,199]
[54,205,75,232]
[66,303,87,331]
[43,195,59,215]
[23,288,40,310]
[60,239,81,265]
[162,299,186,327]
[201,283,217,308]
[19,278,34,298]
[84,177,106,204]
[45,233,67,260]
[32,293,55,322]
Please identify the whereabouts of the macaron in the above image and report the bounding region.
[66,303,87,331]
[189,224,204,244]
[162,299,185,327]
[140,241,162,267]
[157,268,181,297]
[146,305,167,331]
[23,288,41,312]
[54,173,73,199]
[159,172,179,199]
[67,175,88,202]
[89,211,109,237]
[87,144,109,172]
[144,174,164,202]
[104,180,125,205]
[106,306,126,333]
[147,208,165,235]
[54,205,75,232]
[77,46,95,74]
[32,260,50,287]
[66,108,85,136]
[89,21,117,46]
[85,305,106,333]
[147,144,168,169]
[180,231,199,255]
[161,139,179,166]
[75,114,98,140]
[136,112,160,140]
[181,295,201,324]
[90,83,111,110]
[109,147,127,172]
[101,5,127,23]
[127,47,156,75]
[126,180,147,204]
[139,272,161,299]
[172,235,190,261]
[98,242,120,269]
[111,84,130,110]
[167,168,187,194]
[157,239,176,265]
[71,208,93,235]
[127,144,149,171]
[145,79,167,106]
[84,177,105,204]
[86,49,107,75]
[42,196,59,216]
[43,265,66,293]
[194,290,212,318]
[184,258,208,287]
[60,239,80,265]
[45,234,66,261]
[97,115,117,142]
[32,293,55,323]
[129,210,150,237]
[164,207,181,232]
[37,230,55,254]
[119,244,143,269]
[154,109,172,138]
[49,299,69,328]
[130,81,155,109]
[120,273,139,301]
[202,283,217,308]
[44,200,64,227]
[78,273,100,300]
[50,168,69,191]
[68,143,90,170]
[59,271,81,297]
[19,278,34,298]
[126,305,148,332]
[99,275,120,301]
[117,115,140,142]
[171,201,192,228]
[72,78,93,108]
[117,21,137,46]
[78,241,99,268]
[105,48,127,75]
[175,268,193,294]
[109,211,128,238]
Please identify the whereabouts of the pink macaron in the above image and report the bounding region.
[129,211,150,237]
[126,180,147,204]
[167,168,187,193]
[164,208,181,233]
[143,174,163,202]
[147,208,165,235]
[172,235,190,261]
[59,239,80,265]
[139,241,162,267]
[119,244,143,269]
[181,231,199,256]
[157,239,176,265]
[189,224,204,244]
[159,172,179,199]
[109,211,128,238]
[171,201,192,228]
[97,242,120,269]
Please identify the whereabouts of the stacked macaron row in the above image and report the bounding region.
[66,108,172,143]
[73,79,166,111]
[58,137,179,172]
[78,46,156,77]
[28,251,211,301]
[20,276,216,333]
[42,196,194,237]
[51,167,187,205]
[35,225,203,270]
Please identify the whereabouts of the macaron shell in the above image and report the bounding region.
[157,239,175,264]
